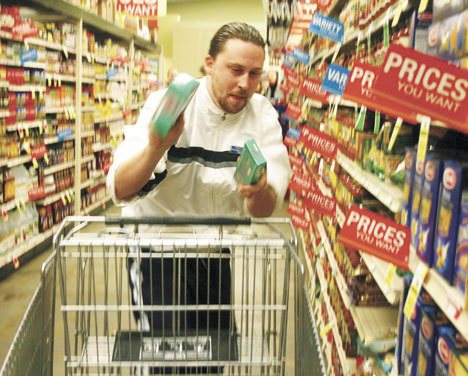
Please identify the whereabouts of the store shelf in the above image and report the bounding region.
[8,85,46,92]
[0,58,47,70]
[94,115,124,124]
[0,200,19,214]
[94,56,108,65]
[318,220,352,308]
[81,106,94,112]
[44,107,74,114]
[300,230,314,279]
[7,155,31,168]
[44,132,75,145]
[25,0,160,53]
[45,73,76,83]
[316,259,354,375]
[82,195,111,215]
[82,77,95,84]
[81,130,95,138]
[25,37,76,54]
[36,188,74,206]
[92,142,112,153]
[43,160,74,175]
[81,155,94,164]
[360,252,403,305]
[337,151,403,213]
[409,249,468,340]
[6,119,46,132]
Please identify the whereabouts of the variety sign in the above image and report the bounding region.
[373,44,468,133]
[338,205,410,270]
[322,64,350,96]
[308,13,344,43]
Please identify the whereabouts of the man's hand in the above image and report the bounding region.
[238,171,277,217]
[149,113,185,151]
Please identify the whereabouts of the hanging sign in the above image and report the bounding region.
[373,44,468,134]
[344,61,418,124]
[285,102,302,120]
[288,153,304,168]
[304,191,336,217]
[284,135,297,147]
[288,171,313,197]
[300,126,337,160]
[308,13,344,43]
[116,0,159,17]
[338,205,410,270]
[292,48,310,65]
[28,185,45,201]
[300,77,330,103]
[30,144,47,160]
[321,64,350,96]
[286,72,300,89]
[20,48,38,64]
[288,201,305,217]
[291,214,311,231]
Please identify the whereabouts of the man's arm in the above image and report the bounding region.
[114,115,184,201]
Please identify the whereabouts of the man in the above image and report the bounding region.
[107,22,291,372]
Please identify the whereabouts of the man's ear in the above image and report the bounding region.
[204,55,214,75]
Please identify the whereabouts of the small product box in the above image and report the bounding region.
[433,161,468,283]
[234,139,267,185]
[149,73,199,138]
[403,296,423,376]
[416,155,444,266]
[435,326,468,375]
[454,192,468,296]
[401,148,416,228]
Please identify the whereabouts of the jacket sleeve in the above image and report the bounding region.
[258,101,292,214]
[106,90,167,206]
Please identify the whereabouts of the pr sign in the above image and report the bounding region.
[288,171,313,197]
[300,126,337,160]
[344,61,418,124]
[338,205,410,270]
[304,191,336,217]
[373,44,468,134]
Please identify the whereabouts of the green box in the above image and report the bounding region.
[234,139,267,185]
[150,73,199,138]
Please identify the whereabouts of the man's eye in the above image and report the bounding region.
[250,71,261,78]
[231,67,242,74]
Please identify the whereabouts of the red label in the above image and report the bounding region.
[286,73,300,89]
[316,0,332,12]
[374,44,468,133]
[300,126,337,160]
[116,0,158,17]
[422,315,433,339]
[288,153,304,168]
[289,172,313,197]
[30,144,47,159]
[12,21,39,40]
[438,337,451,365]
[284,135,297,147]
[443,167,457,190]
[286,103,301,120]
[344,61,418,124]
[291,214,311,231]
[28,185,45,201]
[304,191,336,217]
[300,78,330,103]
[288,201,305,217]
[337,205,410,270]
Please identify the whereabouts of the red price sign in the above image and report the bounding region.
[116,0,158,17]
[30,144,47,159]
[338,205,410,270]
[300,78,330,103]
[304,191,336,217]
[373,44,468,133]
[288,171,313,197]
[28,185,45,201]
[288,153,304,168]
[288,201,305,217]
[285,102,301,120]
[300,126,337,160]
[291,214,311,231]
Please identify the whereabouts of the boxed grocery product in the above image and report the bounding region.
[410,158,426,252]
[234,139,267,185]
[428,11,468,61]
[435,326,468,375]
[149,73,199,138]
[433,0,468,22]
[401,148,416,228]
[417,155,444,266]
[454,192,468,295]
[433,161,468,283]
[403,296,423,376]
[397,275,413,375]
[450,351,468,375]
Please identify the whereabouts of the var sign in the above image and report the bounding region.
[117,0,159,17]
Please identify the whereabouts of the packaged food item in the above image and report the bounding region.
[417,155,444,266]
[410,158,426,252]
[403,295,423,376]
[433,0,468,23]
[149,73,199,138]
[435,326,468,375]
[454,192,468,295]
[234,139,267,185]
[449,351,468,375]
[433,161,468,283]
[401,148,416,228]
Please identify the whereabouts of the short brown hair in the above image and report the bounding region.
[208,22,265,58]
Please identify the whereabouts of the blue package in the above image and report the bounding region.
[433,161,468,283]
[398,275,414,375]
[454,192,468,295]
[416,155,444,266]
[410,158,426,251]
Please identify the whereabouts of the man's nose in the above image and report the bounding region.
[237,73,250,90]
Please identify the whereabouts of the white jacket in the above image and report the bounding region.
[107,77,291,218]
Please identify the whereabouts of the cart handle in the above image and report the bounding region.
[104,216,252,226]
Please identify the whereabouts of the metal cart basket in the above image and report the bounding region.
[1,215,304,375]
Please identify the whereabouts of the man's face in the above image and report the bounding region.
[205,38,264,114]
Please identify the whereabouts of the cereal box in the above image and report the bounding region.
[435,326,468,375]
[433,161,468,284]
[401,148,416,228]
[449,351,468,376]
[234,139,267,185]
[404,295,423,376]
[416,155,444,266]
[454,192,468,295]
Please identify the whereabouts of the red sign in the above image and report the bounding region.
[315,0,332,12]
[285,103,301,120]
[286,72,300,88]
[288,201,305,217]
[373,44,468,133]
[304,191,336,217]
[300,126,337,160]
[288,171,313,197]
[117,0,158,17]
[28,185,45,201]
[338,205,410,270]
[300,78,330,103]
[288,153,304,168]
[344,61,418,124]
[291,214,311,231]
[30,144,47,159]
[284,135,297,147]
[12,21,39,40]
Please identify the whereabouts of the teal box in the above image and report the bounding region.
[149,73,199,138]
[234,139,267,185]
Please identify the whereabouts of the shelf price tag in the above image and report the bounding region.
[331,43,342,64]
[355,105,367,131]
[44,154,49,165]
[404,262,428,319]
[418,0,429,13]
[392,0,407,27]
[385,264,397,286]
[374,111,381,134]
[388,117,403,151]
[367,22,374,55]
[63,45,68,59]
[383,18,390,48]
[416,116,430,165]
[61,193,67,205]
[32,158,38,169]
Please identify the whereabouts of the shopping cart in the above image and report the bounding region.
[1,215,305,375]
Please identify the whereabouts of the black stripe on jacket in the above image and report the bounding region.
[168,146,238,168]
